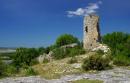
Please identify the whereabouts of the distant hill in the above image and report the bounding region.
[0,47,16,53]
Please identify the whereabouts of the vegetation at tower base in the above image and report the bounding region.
[51,34,85,60]
[82,51,111,71]
[53,46,85,60]
[102,32,130,66]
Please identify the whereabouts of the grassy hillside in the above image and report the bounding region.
[21,52,96,79]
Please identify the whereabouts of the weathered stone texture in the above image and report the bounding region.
[83,15,101,50]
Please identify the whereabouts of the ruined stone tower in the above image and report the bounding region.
[83,15,101,50]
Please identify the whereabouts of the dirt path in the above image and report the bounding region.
[0,67,130,83]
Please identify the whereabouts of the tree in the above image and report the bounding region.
[55,34,80,47]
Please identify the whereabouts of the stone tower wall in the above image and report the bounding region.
[83,15,101,50]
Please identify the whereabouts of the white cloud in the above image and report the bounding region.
[67,8,85,16]
[98,1,102,4]
[67,1,102,17]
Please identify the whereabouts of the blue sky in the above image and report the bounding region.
[0,0,130,47]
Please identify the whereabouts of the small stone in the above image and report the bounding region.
[71,63,81,69]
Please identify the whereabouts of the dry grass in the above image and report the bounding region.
[71,79,103,83]
[32,52,95,79]
[33,59,83,79]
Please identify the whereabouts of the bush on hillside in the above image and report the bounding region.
[68,57,77,64]
[4,65,17,76]
[68,47,86,57]
[53,47,85,60]
[102,32,130,66]
[82,53,111,71]
[12,48,39,67]
[53,48,66,59]
[96,50,105,55]
[102,32,130,57]
[42,58,50,63]
[30,59,39,66]
[38,47,46,55]
[24,67,37,76]
[38,45,57,54]
[113,55,130,66]
[0,57,5,76]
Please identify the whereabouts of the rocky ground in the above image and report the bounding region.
[0,67,130,83]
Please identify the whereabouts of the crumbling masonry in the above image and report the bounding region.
[83,15,101,50]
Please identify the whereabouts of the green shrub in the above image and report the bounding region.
[82,54,111,71]
[53,47,85,60]
[12,48,39,67]
[39,45,57,54]
[0,53,15,60]
[4,65,17,76]
[38,47,46,55]
[102,32,130,66]
[30,59,39,65]
[0,56,6,77]
[113,55,130,66]
[102,32,130,57]
[24,67,37,76]
[96,50,105,55]
[68,47,86,57]
[68,57,77,64]
[53,48,66,59]
[43,58,50,63]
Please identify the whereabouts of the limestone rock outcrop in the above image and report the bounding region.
[38,51,53,64]
[92,44,110,53]
[61,43,78,48]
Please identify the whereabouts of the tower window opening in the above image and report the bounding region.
[85,26,88,32]
[90,15,92,18]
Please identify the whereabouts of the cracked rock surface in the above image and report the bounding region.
[0,67,130,83]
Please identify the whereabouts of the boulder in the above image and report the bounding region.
[61,43,78,48]
[71,63,82,69]
[38,53,47,64]
[46,51,53,61]
[37,51,54,64]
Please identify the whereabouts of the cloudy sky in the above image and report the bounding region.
[0,0,130,47]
